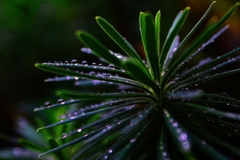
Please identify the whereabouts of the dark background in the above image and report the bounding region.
[0,0,240,147]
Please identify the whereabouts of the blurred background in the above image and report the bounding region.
[0,0,240,148]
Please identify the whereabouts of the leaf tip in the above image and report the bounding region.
[185,6,191,11]
[75,30,81,36]
[36,128,43,132]
[34,63,40,68]
[38,153,43,158]
[95,16,101,20]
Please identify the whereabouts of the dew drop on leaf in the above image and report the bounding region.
[81,47,92,54]
[108,149,113,153]
[162,152,167,157]
[82,60,88,66]
[62,133,67,139]
[89,71,96,76]
[77,128,82,132]
[57,99,65,104]
[12,148,22,156]
[71,59,78,64]
[108,64,115,69]
[97,63,103,68]
[83,132,88,137]
[179,132,188,141]
[130,138,136,143]
[44,101,51,106]
[92,62,97,68]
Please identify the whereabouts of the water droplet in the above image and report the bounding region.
[57,99,65,104]
[82,60,88,66]
[105,124,112,129]
[130,138,136,143]
[71,59,78,64]
[83,132,88,137]
[89,71,96,76]
[182,141,190,150]
[121,90,126,93]
[173,122,178,127]
[98,63,103,68]
[73,111,78,116]
[176,128,182,133]
[92,62,97,68]
[81,47,92,54]
[80,112,85,115]
[108,149,113,153]
[62,133,67,138]
[102,72,111,78]
[162,152,167,157]
[108,64,115,69]
[115,53,122,59]
[13,148,22,156]
[70,115,76,119]
[77,128,82,132]
[121,69,125,72]
[161,71,165,76]
[44,101,51,106]
[59,114,67,119]
[179,132,187,141]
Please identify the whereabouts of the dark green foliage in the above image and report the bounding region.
[15,1,240,159]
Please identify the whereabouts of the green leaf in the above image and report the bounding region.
[56,90,154,100]
[187,129,228,160]
[75,30,126,69]
[139,12,160,82]
[155,10,161,55]
[41,61,132,76]
[37,101,147,132]
[162,109,196,159]
[112,117,154,160]
[95,16,150,77]
[182,103,240,121]
[174,68,240,91]
[98,126,140,160]
[179,46,240,80]
[157,125,171,160]
[47,139,65,160]
[19,139,45,152]
[165,1,216,70]
[35,63,150,93]
[187,124,240,157]
[39,129,101,158]
[160,7,190,71]
[57,105,147,141]
[125,60,157,95]
[162,2,240,86]
[71,120,129,160]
